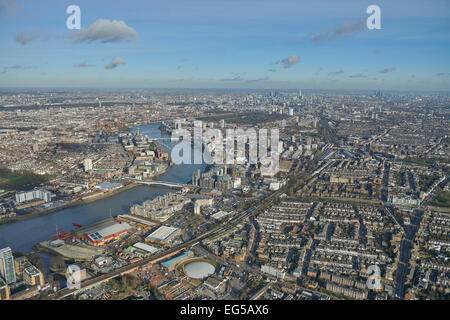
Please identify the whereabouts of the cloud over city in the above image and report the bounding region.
[72,19,138,43]
[302,19,366,44]
[349,73,367,78]
[329,70,345,75]
[14,31,36,45]
[105,57,126,69]
[73,61,95,68]
[280,54,300,69]
[1,64,32,73]
[379,67,396,74]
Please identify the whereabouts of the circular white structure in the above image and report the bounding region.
[184,261,215,279]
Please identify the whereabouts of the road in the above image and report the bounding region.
[393,209,423,299]
[319,115,339,147]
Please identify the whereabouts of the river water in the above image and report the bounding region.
[0,123,206,271]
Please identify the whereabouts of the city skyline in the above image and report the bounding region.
[1,0,450,91]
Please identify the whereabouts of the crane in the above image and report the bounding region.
[72,222,83,228]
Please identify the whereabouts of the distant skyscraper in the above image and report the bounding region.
[84,158,93,172]
[192,169,201,186]
[298,89,302,99]
[194,203,201,215]
[0,247,16,285]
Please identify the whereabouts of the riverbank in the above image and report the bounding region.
[0,122,177,226]
[0,182,140,226]
[0,122,205,266]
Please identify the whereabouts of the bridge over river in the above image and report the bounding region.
[124,178,191,188]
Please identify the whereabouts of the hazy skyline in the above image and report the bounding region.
[1,0,450,90]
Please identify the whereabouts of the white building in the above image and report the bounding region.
[84,158,93,172]
[232,177,241,189]
[146,226,180,243]
[15,188,53,203]
[261,264,286,279]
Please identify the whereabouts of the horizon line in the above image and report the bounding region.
[0,87,449,94]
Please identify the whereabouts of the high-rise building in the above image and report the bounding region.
[14,256,29,281]
[194,203,201,215]
[288,107,294,116]
[23,265,44,287]
[0,247,16,285]
[15,188,53,203]
[192,169,201,186]
[84,158,93,172]
[0,280,10,300]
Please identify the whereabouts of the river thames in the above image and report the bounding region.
[0,123,206,271]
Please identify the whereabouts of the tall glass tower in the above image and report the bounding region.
[0,247,16,285]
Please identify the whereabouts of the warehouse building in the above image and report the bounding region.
[146,226,180,243]
[133,242,159,255]
[83,222,133,246]
[117,214,157,230]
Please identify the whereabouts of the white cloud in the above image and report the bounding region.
[246,77,269,83]
[73,19,137,43]
[219,76,244,81]
[15,31,35,45]
[281,54,300,68]
[307,19,366,44]
[379,67,396,74]
[329,70,345,75]
[1,64,32,73]
[349,73,367,78]
[105,57,126,69]
[73,61,95,68]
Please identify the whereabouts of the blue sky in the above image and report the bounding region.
[1,0,449,90]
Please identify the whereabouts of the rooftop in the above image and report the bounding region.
[133,242,158,254]
[146,225,180,242]
[87,222,132,241]
[24,265,41,277]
